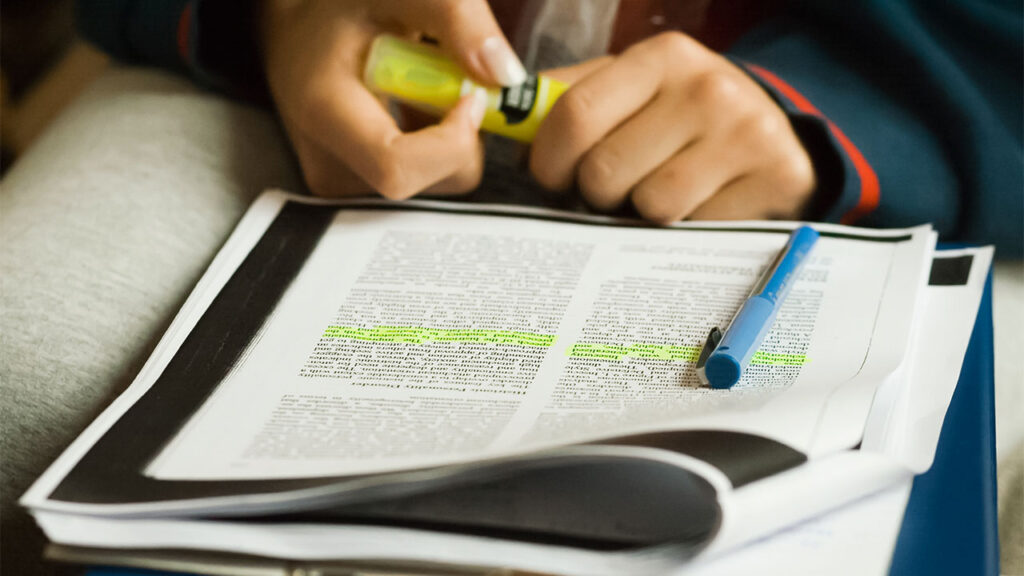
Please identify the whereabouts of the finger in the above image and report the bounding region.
[577,91,702,212]
[290,134,375,198]
[689,163,814,221]
[421,141,486,196]
[541,56,614,85]
[294,123,484,199]
[630,137,757,223]
[374,0,526,86]
[530,42,666,191]
[685,175,776,220]
[308,82,487,199]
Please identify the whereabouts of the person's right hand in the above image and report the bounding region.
[260,0,526,199]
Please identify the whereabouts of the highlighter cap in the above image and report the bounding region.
[364,34,467,114]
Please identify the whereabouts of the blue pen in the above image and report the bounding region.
[696,225,819,389]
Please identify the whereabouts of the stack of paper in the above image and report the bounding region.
[21,191,992,575]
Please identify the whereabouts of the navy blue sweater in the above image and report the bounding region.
[77,0,1023,256]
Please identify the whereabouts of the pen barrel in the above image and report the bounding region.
[705,226,817,389]
[758,226,819,302]
[705,296,777,389]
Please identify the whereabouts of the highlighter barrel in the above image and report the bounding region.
[364,35,568,143]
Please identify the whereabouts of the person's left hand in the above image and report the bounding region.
[530,32,816,223]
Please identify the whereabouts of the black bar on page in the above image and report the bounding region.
[50,202,338,504]
[929,255,974,286]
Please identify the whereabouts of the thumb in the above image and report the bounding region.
[374,0,527,87]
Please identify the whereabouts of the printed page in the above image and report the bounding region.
[862,246,993,470]
[147,193,932,480]
[31,485,912,576]
[677,481,912,576]
[683,253,992,574]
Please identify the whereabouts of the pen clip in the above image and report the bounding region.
[696,327,722,370]
[749,244,788,299]
[695,327,722,386]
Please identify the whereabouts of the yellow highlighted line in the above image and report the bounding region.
[322,325,557,347]
[321,326,809,365]
[567,343,809,366]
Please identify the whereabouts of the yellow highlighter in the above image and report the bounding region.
[364,34,568,143]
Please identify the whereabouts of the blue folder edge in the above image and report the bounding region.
[889,272,999,575]
[84,275,1001,576]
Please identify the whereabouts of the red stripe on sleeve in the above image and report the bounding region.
[747,65,880,225]
[177,3,193,64]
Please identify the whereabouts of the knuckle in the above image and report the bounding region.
[528,147,563,191]
[452,168,484,193]
[692,71,742,106]
[775,154,815,194]
[631,186,680,224]
[449,124,479,154]
[367,157,410,200]
[652,164,683,189]
[448,152,485,193]
[635,199,678,224]
[578,148,619,200]
[740,113,784,142]
[447,173,482,195]
[650,31,701,61]
[441,0,479,27]
[555,88,596,139]
[301,162,331,197]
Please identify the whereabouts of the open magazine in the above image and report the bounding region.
[21,191,991,575]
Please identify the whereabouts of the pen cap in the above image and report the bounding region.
[706,296,777,389]
[364,35,467,114]
[704,354,742,390]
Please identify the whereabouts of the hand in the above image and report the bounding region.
[530,32,816,223]
[260,0,526,199]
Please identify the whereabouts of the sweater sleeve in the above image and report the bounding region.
[726,0,1023,257]
[76,0,264,98]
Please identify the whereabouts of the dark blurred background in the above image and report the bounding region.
[1,0,109,174]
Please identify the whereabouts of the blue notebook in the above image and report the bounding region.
[889,274,999,575]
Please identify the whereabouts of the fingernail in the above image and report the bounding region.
[480,37,528,86]
[468,87,487,128]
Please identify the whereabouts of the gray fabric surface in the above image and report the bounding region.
[994,260,1024,576]
[0,67,301,576]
